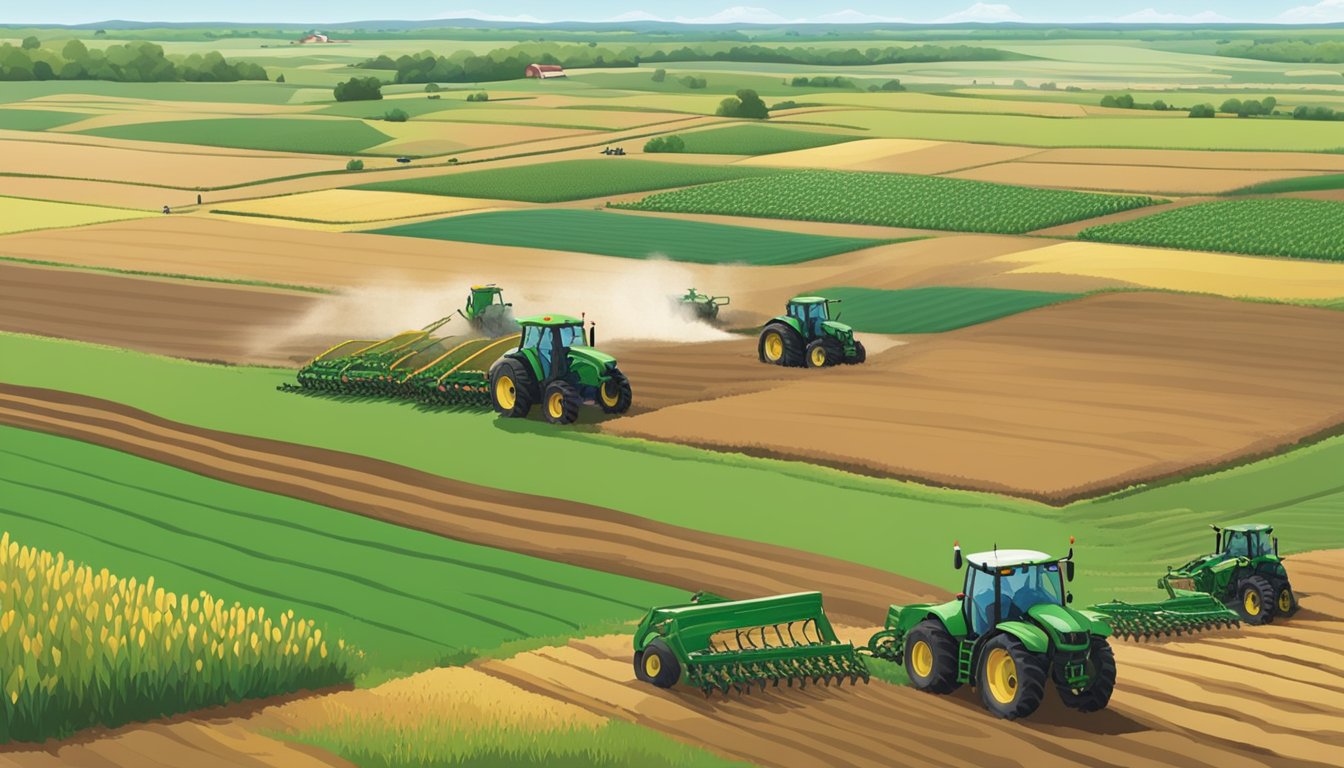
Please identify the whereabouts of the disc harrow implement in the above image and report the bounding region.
[633,592,868,697]
[1089,594,1239,641]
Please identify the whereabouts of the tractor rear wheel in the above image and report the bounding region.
[543,381,582,425]
[1236,576,1275,625]
[598,367,633,414]
[1273,580,1298,619]
[904,620,961,694]
[1056,637,1116,713]
[976,634,1047,720]
[758,323,804,367]
[489,358,535,418]
[637,639,681,689]
[846,340,867,365]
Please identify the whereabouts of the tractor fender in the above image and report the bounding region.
[988,621,1051,653]
[767,316,805,338]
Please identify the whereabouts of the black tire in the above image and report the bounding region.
[1272,579,1298,619]
[637,639,681,689]
[976,634,1048,720]
[1236,576,1275,625]
[489,357,535,418]
[542,380,582,425]
[598,367,633,414]
[1056,637,1116,713]
[758,323,804,367]
[904,619,962,694]
[805,337,844,368]
[846,339,867,365]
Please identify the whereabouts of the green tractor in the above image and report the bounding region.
[459,284,518,336]
[867,541,1115,720]
[674,288,730,323]
[758,296,865,368]
[1157,524,1296,626]
[489,314,633,425]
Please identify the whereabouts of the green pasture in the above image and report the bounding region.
[815,286,1081,333]
[0,425,678,677]
[367,209,885,265]
[354,159,780,203]
[1,333,1340,608]
[673,124,861,154]
[1233,173,1344,195]
[80,117,393,155]
[0,109,89,131]
[0,80,299,104]
[1079,199,1344,262]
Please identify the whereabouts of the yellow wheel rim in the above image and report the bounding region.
[1244,590,1261,616]
[547,391,565,419]
[764,332,783,361]
[494,374,516,410]
[1277,590,1292,613]
[985,648,1019,705]
[644,652,661,678]
[909,640,933,678]
[810,346,826,366]
[600,380,621,407]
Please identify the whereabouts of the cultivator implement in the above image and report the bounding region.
[633,592,868,696]
[1089,594,1239,641]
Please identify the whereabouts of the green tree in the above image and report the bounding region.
[1039,81,1057,90]
[1100,95,1118,107]
[1238,100,1263,117]
[1013,79,1028,88]
[61,39,89,62]
[1219,98,1243,115]
[333,76,382,102]
[346,159,364,171]
[1188,103,1216,118]
[644,135,685,153]
[21,36,39,50]
[383,108,409,122]
[717,89,768,119]
[275,73,285,83]
[1115,93,1135,109]
[424,82,440,92]
[651,68,665,82]
[1152,99,1167,111]
[1260,96,1277,113]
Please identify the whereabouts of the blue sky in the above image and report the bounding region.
[7,1,1344,25]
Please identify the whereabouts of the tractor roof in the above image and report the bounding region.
[1223,523,1272,533]
[788,296,835,305]
[471,284,501,291]
[516,313,583,327]
[967,549,1056,568]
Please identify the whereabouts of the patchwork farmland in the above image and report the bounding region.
[1,15,1343,768]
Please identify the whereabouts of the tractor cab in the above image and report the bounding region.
[786,296,839,336]
[959,549,1073,637]
[516,314,591,379]
[1215,524,1276,560]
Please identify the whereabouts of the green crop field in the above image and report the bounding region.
[1233,173,1344,195]
[815,286,1081,333]
[615,170,1156,234]
[1078,199,1344,261]
[81,117,393,155]
[0,81,300,104]
[354,159,780,203]
[0,109,89,131]
[0,426,679,677]
[367,209,886,265]
[315,97,464,119]
[673,124,861,155]
[4,333,1341,607]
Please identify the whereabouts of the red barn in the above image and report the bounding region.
[525,63,567,79]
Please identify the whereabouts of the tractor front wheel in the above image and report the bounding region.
[846,340,867,365]
[805,338,843,368]
[976,634,1047,720]
[758,323,804,367]
[1273,580,1298,619]
[1236,576,1275,625]
[637,639,681,689]
[904,620,961,694]
[543,381,583,425]
[598,367,633,414]
[489,358,535,418]
[1056,637,1116,713]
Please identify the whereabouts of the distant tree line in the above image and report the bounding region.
[790,75,854,89]
[643,44,1026,67]
[1217,40,1344,64]
[0,39,266,82]
[1292,105,1344,121]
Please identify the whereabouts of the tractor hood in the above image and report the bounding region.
[1027,603,1097,639]
[821,320,854,337]
[568,345,616,369]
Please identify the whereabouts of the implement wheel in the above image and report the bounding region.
[977,634,1047,720]
[489,358,534,418]
[1236,576,1275,625]
[758,323,803,367]
[598,367,633,415]
[636,639,681,689]
[1056,637,1116,713]
[543,381,582,425]
[1273,581,1298,618]
[904,620,961,694]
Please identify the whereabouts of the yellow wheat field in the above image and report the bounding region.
[0,196,149,235]
[213,189,498,224]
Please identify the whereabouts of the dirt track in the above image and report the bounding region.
[0,384,936,623]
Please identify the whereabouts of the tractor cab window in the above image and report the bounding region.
[1223,531,1250,558]
[967,569,995,635]
[789,303,829,334]
[1244,531,1271,557]
[999,563,1065,623]
[557,324,586,348]
[521,325,544,350]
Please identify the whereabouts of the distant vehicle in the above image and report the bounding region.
[396,157,412,164]
[600,147,626,156]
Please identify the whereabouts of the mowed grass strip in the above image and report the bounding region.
[1232,173,1344,195]
[0,427,679,677]
[0,195,149,235]
[355,159,780,203]
[615,170,1156,234]
[815,286,1082,333]
[368,209,886,264]
[674,124,861,155]
[1078,199,1344,262]
[0,109,89,131]
[81,117,393,155]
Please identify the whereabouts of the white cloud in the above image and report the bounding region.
[605,11,664,22]
[813,10,911,23]
[936,3,1023,22]
[1117,8,1233,23]
[673,7,800,24]
[438,9,546,23]
[1277,0,1344,22]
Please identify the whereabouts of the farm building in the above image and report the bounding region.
[294,33,350,44]
[525,63,567,79]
